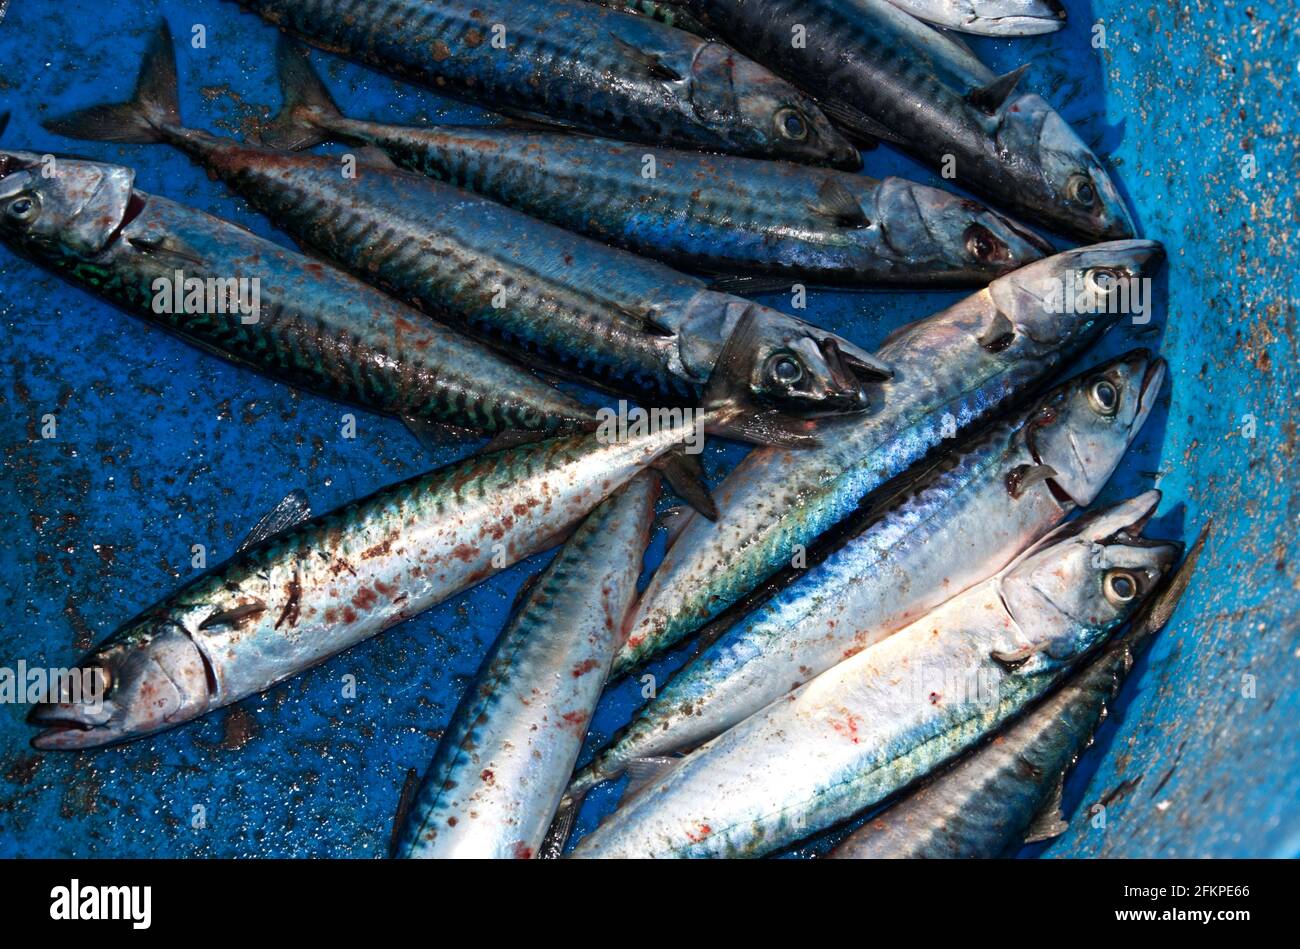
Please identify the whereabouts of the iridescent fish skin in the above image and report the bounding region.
[45,24,887,421]
[234,0,859,167]
[0,151,591,435]
[263,50,1049,288]
[396,475,658,859]
[885,0,1066,36]
[570,494,1179,859]
[612,241,1165,676]
[26,426,694,751]
[672,0,1133,241]
[572,351,1165,794]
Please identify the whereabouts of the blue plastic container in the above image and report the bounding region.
[0,0,1295,857]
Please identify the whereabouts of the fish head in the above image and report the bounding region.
[985,239,1164,360]
[27,619,212,750]
[996,491,1180,674]
[1028,349,1166,506]
[691,42,860,169]
[996,93,1133,241]
[874,177,1051,280]
[0,150,137,258]
[963,1,1067,36]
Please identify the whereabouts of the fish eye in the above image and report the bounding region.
[1089,378,1119,415]
[5,194,38,223]
[765,351,805,387]
[1068,174,1097,207]
[1103,570,1138,604]
[1083,266,1121,296]
[775,108,808,141]
[964,224,1008,264]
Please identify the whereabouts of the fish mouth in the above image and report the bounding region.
[816,333,891,386]
[27,703,112,751]
[977,1,1067,36]
[1133,355,1167,433]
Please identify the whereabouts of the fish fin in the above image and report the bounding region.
[810,177,870,229]
[609,35,683,82]
[655,504,693,550]
[538,793,581,859]
[699,309,823,448]
[977,309,1016,352]
[198,600,268,630]
[1006,463,1058,500]
[614,303,677,338]
[261,38,342,151]
[493,107,582,134]
[652,449,717,521]
[816,98,906,147]
[966,65,1030,115]
[356,145,398,169]
[506,568,545,624]
[0,112,9,139]
[43,21,180,144]
[1024,778,1069,843]
[480,427,560,454]
[238,489,313,552]
[388,767,420,858]
[705,274,796,296]
[620,756,681,804]
[401,414,481,453]
[990,642,1047,671]
[125,233,207,267]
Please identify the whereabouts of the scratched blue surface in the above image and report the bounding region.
[0,0,1295,858]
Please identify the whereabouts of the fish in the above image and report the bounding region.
[829,521,1207,859]
[263,41,1051,288]
[569,349,1166,800]
[24,371,806,750]
[0,147,594,438]
[395,474,659,859]
[668,0,1133,241]
[885,0,1066,36]
[45,23,889,429]
[582,0,711,35]
[568,493,1181,858]
[611,240,1164,677]
[232,0,860,168]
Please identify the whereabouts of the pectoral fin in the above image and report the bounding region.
[237,489,313,552]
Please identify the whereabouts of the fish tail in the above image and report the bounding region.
[43,21,180,144]
[700,310,824,450]
[261,37,342,151]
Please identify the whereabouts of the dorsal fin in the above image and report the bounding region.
[237,489,312,552]
[967,65,1030,115]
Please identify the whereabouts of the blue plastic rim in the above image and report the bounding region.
[0,0,1296,858]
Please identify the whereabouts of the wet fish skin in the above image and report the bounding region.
[885,0,1066,36]
[44,23,887,421]
[0,152,591,435]
[672,0,1133,241]
[829,521,1207,859]
[267,51,1050,288]
[396,475,658,859]
[25,425,694,750]
[573,350,1165,794]
[570,494,1180,858]
[234,0,859,168]
[611,240,1165,676]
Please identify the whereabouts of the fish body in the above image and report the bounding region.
[672,0,1133,241]
[26,425,696,750]
[396,475,658,859]
[234,0,859,167]
[0,152,591,434]
[45,24,888,422]
[612,241,1164,675]
[575,350,1164,790]
[885,0,1066,36]
[570,494,1179,858]
[829,523,1207,858]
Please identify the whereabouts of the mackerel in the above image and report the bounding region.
[570,493,1180,858]
[612,241,1165,676]
[885,0,1066,36]
[265,42,1050,289]
[573,350,1165,796]
[396,474,658,859]
[233,0,859,167]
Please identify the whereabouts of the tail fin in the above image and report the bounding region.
[701,310,823,449]
[43,21,180,144]
[261,38,342,151]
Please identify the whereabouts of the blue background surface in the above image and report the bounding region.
[0,0,1295,857]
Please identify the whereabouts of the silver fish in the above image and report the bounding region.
[572,350,1165,796]
[570,493,1180,858]
[885,0,1066,36]
[395,474,658,859]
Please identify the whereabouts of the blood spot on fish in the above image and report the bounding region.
[829,712,861,743]
[451,544,478,563]
[480,769,495,786]
[929,692,942,705]
[571,659,600,678]
[685,823,713,843]
[353,587,379,610]
[447,816,458,827]
[361,538,392,559]
[341,606,358,624]
[512,842,533,860]
[431,41,451,61]
[465,29,484,47]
